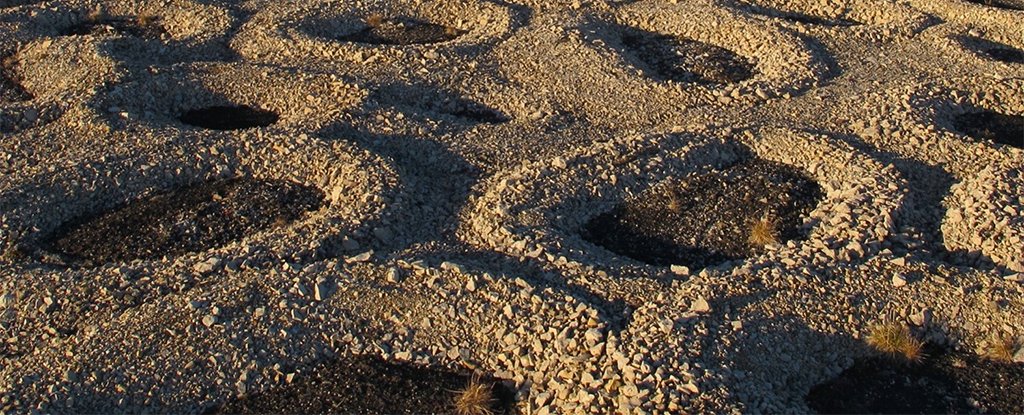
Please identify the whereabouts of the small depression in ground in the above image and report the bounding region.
[0,0,43,9]
[436,98,509,124]
[806,350,1024,414]
[212,354,516,414]
[952,110,1024,148]
[339,16,465,45]
[61,15,165,38]
[738,3,861,27]
[179,105,280,131]
[964,0,1024,11]
[582,155,822,269]
[1,55,32,102]
[962,37,1024,64]
[619,27,754,85]
[47,177,323,267]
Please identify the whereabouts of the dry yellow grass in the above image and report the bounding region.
[984,333,1019,362]
[365,13,385,27]
[86,7,105,22]
[747,215,780,247]
[454,375,494,415]
[867,321,924,362]
[137,11,158,27]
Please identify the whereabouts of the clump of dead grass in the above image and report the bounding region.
[984,333,1020,363]
[867,321,924,362]
[747,215,780,247]
[454,374,495,415]
[365,13,385,27]
[136,10,159,27]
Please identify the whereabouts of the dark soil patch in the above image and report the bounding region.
[952,111,1024,149]
[339,17,465,45]
[61,16,165,38]
[0,0,42,9]
[436,98,509,124]
[806,350,1024,414]
[964,0,1024,11]
[738,3,861,27]
[779,12,860,27]
[448,107,509,124]
[1,55,31,102]
[962,37,1024,64]
[47,177,323,267]
[179,105,280,131]
[619,27,754,85]
[212,354,517,414]
[582,155,822,268]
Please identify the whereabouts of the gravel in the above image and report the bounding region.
[0,0,1022,413]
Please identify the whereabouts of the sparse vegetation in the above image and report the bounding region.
[984,333,1020,363]
[747,215,780,247]
[136,10,158,27]
[86,7,104,22]
[365,13,385,27]
[866,321,924,362]
[666,186,682,213]
[453,375,495,415]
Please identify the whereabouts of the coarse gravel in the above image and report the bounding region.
[1,0,1023,413]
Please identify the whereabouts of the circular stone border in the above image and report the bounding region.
[232,0,518,66]
[0,0,233,46]
[906,0,1024,45]
[0,133,399,269]
[93,62,366,131]
[0,100,58,133]
[943,166,1024,272]
[917,21,1024,70]
[461,127,908,278]
[725,0,933,38]
[879,79,1023,271]
[612,0,831,98]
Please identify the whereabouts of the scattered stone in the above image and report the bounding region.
[690,297,711,314]
[346,251,373,264]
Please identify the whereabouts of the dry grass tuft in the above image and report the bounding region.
[365,13,385,28]
[454,375,495,415]
[666,187,683,214]
[984,333,1020,362]
[86,7,105,22]
[136,11,159,27]
[747,215,780,247]
[1,54,16,70]
[867,321,924,362]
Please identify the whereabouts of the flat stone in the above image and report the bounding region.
[345,250,373,263]
[690,297,711,314]
[892,274,907,287]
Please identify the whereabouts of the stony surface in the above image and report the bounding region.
[0,0,1022,413]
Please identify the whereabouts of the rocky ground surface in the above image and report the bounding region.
[1,0,1022,413]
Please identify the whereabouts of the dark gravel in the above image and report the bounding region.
[619,27,754,85]
[339,18,465,45]
[806,350,1024,414]
[952,111,1024,149]
[47,177,323,267]
[583,155,822,268]
[179,106,280,131]
[61,16,166,38]
[961,37,1024,64]
[0,54,31,102]
[214,354,517,415]
[964,0,1024,11]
